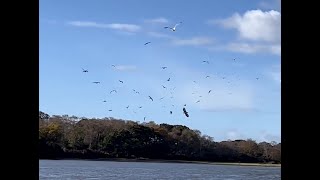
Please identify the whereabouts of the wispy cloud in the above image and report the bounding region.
[172,37,214,46]
[219,42,281,55]
[147,31,175,39]
[144,17,169,24]
[266,64,281,83]
[67,21,141,33]
[258,130,281,143]
[225,129,246,140]
[113,65,137,71]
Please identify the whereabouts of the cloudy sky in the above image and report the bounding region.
[40,0,281,143]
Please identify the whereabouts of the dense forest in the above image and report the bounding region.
[39,111,281,164]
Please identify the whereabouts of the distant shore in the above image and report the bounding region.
[40,158,281,167]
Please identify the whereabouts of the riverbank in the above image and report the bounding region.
[40,158,281,167]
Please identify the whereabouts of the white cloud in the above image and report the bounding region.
[113,65,137,71]
[224,42,281,55]
[67,21,141,33]
[172,37,214,46]
[216,9,281,43]
[267,64,281,83]
[225,129,246,140]
[144,17,169,24]
[258,131,281,143]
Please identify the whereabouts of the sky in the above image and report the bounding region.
[40,0,281,143]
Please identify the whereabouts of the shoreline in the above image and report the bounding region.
[40,158,281,167]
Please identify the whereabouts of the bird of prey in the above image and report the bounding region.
[148,96,153,101]
[144,42,151,45]
[119,80,124,83]
[203,60,209,64]
[164,22,182,31]
[93,82,100,84]
[183,107,189,117]
[161,66,167,69]
[110,90,117,94]
[167,78,170,81]
[196,100,200,103]
[82,68,88,73]
[208,90,212,94]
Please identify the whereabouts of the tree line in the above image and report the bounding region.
[39,111,281,164]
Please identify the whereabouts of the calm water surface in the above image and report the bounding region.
[40,160,280,180]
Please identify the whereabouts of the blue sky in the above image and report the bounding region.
[40,0,281,143]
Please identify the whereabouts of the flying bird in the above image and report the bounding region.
[161,67,167,69]
[162,85,166,89]
[103,100,107,102]
[206,76,210,78]
[110,90,117,94]
[119,80,124,83]
[167,78,170,81]
[203,60,209,64]
[148,96,153,101]
[196,100,200,103]
[170,111,172,114]
[126,105,129,109]
[183,107,189,117]
[108,109,112,111]
[144,42,151,45]
[159,97,165,100]
[139,106,142,109]
[184,104,187,107]
[82,68,88,73]
[111,65,116,68]
[144,117,146,121]
[92,82,100,84]
[256,77,259,80]
[164,22,182,31]
[208,90,212,94]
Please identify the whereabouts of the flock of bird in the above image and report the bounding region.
[80,21,259,121]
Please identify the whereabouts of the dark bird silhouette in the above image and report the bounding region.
[103,100,107,102]
[144,117,146,121]
[167,78,170,81]
[162,85,166,89]
[159,97,165,100]
[161,66,167,69]
[206,76,210,78]
[110,90,117,94]
[164,22,182,31]
[183,107,189,117]
[256,77,259,80]
[126,105,129,109]
[193,81,197,83]
[233,58,236,61]
[119,80,124,83]
[170,111,172,114]
[82,68,88,72]
[139,106,142,109]
[196,100,200,103]
[222,77,226,79]
[108,109,112,111]
[144,42,151,45]
[93,82,100,84]
[111,65,116,68]
[208,90,212,94]
[148,96,153,101]
[203,60,209,64]
[184,104,187,107]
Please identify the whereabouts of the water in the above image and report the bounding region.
[40,160,280,180]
